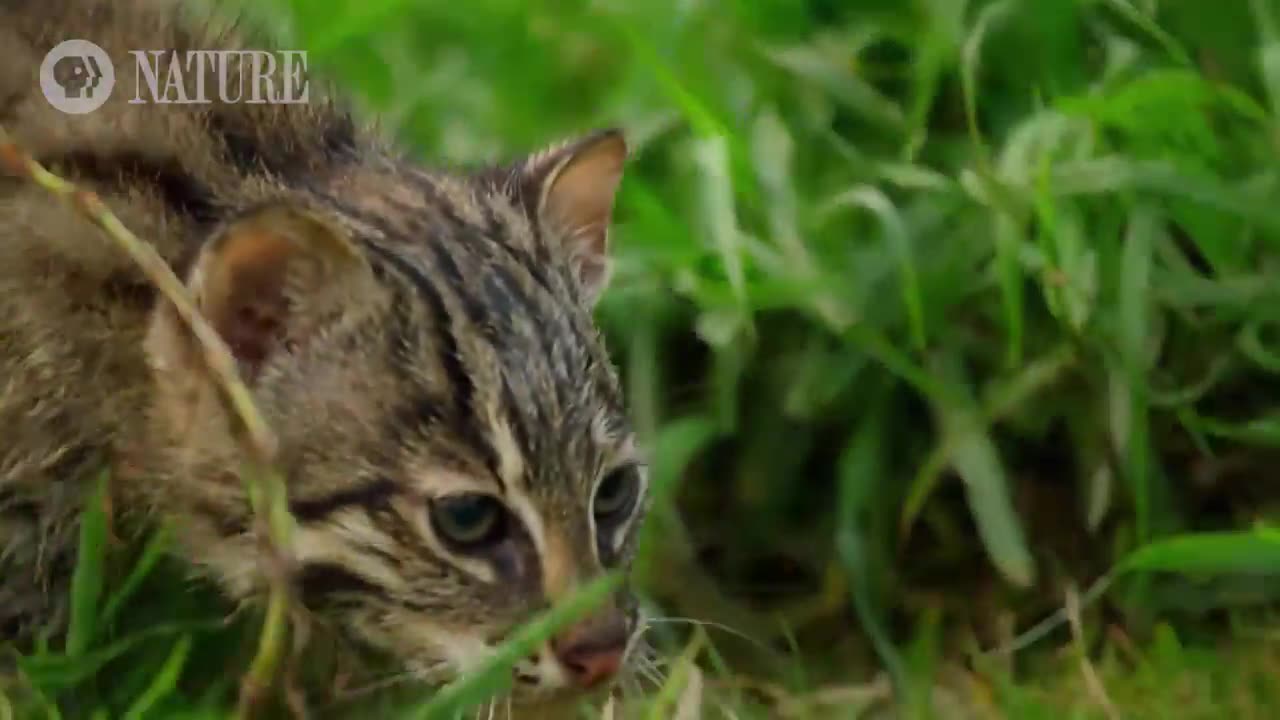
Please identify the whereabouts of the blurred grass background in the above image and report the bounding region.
[10,0,1280,717]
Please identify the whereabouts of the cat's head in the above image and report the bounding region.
[140,130,649,704]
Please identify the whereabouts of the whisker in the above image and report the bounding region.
[618,675,641,699]
[326,668,423,704]
[643,616,766,651]
[630,657,669,689]
[632,648,668,671]
[642,665,669,688]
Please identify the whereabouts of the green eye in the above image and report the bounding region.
[593,467,639,522]
[430,494,507,548]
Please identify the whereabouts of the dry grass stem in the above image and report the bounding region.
[0,125,298,720]
[1065,584,1119,720]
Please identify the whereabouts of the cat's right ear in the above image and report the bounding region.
[145,202,375,381]
[511,129,627,306]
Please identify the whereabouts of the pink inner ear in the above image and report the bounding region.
[573,253,610,299]
[539,132,626,299]
[222,301,285,369]
[203,230,295,373]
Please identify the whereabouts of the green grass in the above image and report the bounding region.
[9,0,1280,717]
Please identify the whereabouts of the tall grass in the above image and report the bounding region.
[7,0,1280,717]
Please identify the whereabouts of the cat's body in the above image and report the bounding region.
[0,0,647,707]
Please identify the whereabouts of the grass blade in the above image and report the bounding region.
[928,354,1035,588]
[1120,530,1280,576]
[836,395,909,699]
[410,574,622,720]
[644,627,706,720]
[97,526,172,639]
[1118,205,1159,541]
[692,134,749,309]
[66,471,110,657]
[121,635,193,720]
[824,186,927,352]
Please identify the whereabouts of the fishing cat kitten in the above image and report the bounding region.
[0,0,648,707]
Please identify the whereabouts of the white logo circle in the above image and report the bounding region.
[40,39,116,115]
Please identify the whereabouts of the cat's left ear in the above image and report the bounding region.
[519,129,627,305]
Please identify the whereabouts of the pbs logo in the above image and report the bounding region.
[40,39,116,114]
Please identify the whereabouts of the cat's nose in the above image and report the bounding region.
[551,610,629,689]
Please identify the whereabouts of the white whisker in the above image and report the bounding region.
[326,668,422,705]
[630,657,669,688]
[643,616,766,650]
[619,675,641,699]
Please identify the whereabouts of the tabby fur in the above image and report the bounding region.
[0,0,647,707]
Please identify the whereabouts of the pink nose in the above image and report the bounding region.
[551,612,628,689]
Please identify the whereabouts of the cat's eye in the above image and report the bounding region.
[429,494,507,549]
[593,467,640,523]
